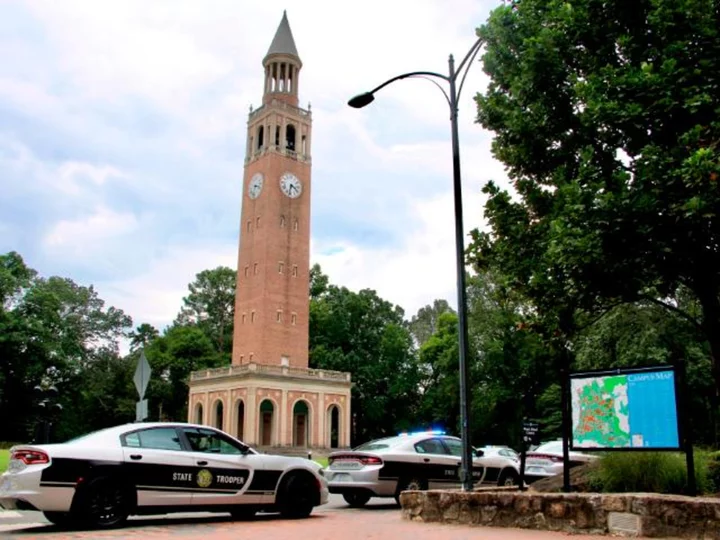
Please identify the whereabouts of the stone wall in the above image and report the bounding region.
[400,490,720,538]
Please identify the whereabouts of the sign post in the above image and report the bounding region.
[519,420,539,491]
[133,351,152,422]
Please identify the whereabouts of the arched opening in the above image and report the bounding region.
[257,125,264,150]
[194,402,204,425]
[287,65,293,93]
[236,400,245,441]
[213,400,224,430]
[285,124,296,152]
[275,126,280,147]
[293,400,310,447]
[259,399,274,446]
[328,405,340,448]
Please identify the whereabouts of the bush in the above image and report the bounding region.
[590,451,714,495]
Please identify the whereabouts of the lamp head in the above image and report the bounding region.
[348,92,375,109]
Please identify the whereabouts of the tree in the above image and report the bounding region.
[409,299,455,347]
[472,0,720,392]
[309,265,421,443]
[129,323,160,352]
[0,252,132,441]
[176,267,236,357]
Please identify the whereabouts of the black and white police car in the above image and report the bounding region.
[0,422,328,529]
[326,430,520,507]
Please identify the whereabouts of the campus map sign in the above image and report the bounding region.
[570,366,681,450]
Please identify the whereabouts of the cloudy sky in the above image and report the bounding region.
[0,0,512,340]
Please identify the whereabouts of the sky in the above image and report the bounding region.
[0,0,513,345]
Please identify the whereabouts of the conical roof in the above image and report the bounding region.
[265,10,299,60]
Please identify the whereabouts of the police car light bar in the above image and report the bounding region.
[398,429,446,436]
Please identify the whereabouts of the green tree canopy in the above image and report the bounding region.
[470,0,720,388]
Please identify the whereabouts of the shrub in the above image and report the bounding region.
[590,451,714,495]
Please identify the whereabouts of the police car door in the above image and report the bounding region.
[441,437,487,485]
[120,427,196,507]
[180,427,264,506]
[413,437,461,490]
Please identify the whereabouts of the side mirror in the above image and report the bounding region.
[474,449,484,458]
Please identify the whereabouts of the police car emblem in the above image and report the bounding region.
[196,469,213,488]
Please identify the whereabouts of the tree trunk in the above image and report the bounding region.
[697,289,720,445]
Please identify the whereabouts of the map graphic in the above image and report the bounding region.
[570,369,680,449]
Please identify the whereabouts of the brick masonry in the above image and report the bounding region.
[400,489,720,538]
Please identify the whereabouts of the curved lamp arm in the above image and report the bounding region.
[455,37,484,103]
[348,70,448,109]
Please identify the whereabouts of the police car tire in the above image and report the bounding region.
[277,471,316,519]
[342,492,371,508]
[394,476,427,505]
[498,469,519,487]
[74,476,132,529]
[43,511,76,529]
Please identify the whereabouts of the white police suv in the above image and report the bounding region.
[326,431,520,507]
[0,422,328,529]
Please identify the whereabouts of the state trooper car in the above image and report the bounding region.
[0,422,328,529]
[326,431,520,507]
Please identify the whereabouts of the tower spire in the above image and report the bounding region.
[265,10,300,61]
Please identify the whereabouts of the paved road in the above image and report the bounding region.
[0,495,619,539]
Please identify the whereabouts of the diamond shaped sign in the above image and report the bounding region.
[133,351,152,400]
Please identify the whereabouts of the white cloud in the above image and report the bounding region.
[1,0,516,338]
[44,206,139,253]
[312,188,489,317]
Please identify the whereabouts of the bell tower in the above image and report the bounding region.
[188,11,351,452]
[232,10,312,369]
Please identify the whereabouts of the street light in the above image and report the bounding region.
[348,36,484,492]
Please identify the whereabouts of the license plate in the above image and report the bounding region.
[331,473,352,483]
[331,461,363,470]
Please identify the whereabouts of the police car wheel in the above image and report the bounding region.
[342,492,371,508]
[277,472,316,519]
[395,477,427,505]
[77,477,132,529]
[43,511,76,529]
[498,469,519,487]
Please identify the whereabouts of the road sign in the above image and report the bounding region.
[133,351,152,400]
[136,399,148,422]
[523,421,540,444]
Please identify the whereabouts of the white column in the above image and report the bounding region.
[280,390,288,446]
[246,386,257,445]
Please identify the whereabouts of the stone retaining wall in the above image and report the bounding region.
[399,490,720,538]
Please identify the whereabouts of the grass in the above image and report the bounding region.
[589,450,715,495]
[0,450,8,474]
[314,457,329,468]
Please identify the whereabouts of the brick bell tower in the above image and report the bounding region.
[188,11,352,452]
[232,9,312,369]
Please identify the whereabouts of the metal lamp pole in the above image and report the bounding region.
[348,36,484,491]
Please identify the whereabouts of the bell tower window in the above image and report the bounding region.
[286,124,296,152]
[275,126,281,147]
[257,126,264,150]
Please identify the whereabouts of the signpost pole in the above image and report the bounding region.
[560,360,572,493]
[520,420,538,492]
[676,361,697,496]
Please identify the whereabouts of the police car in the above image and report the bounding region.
[326,431,520,507]
[0,422,328,529]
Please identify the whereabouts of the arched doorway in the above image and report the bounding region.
[194,402,204,425]
[236,400,245,441]
[293,400,310,447]
[259,399,274,446]
[328,405,340,448]
[213,400,224,430]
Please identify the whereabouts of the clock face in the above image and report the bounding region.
[280,172,302,199]
[248,173,264,199]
